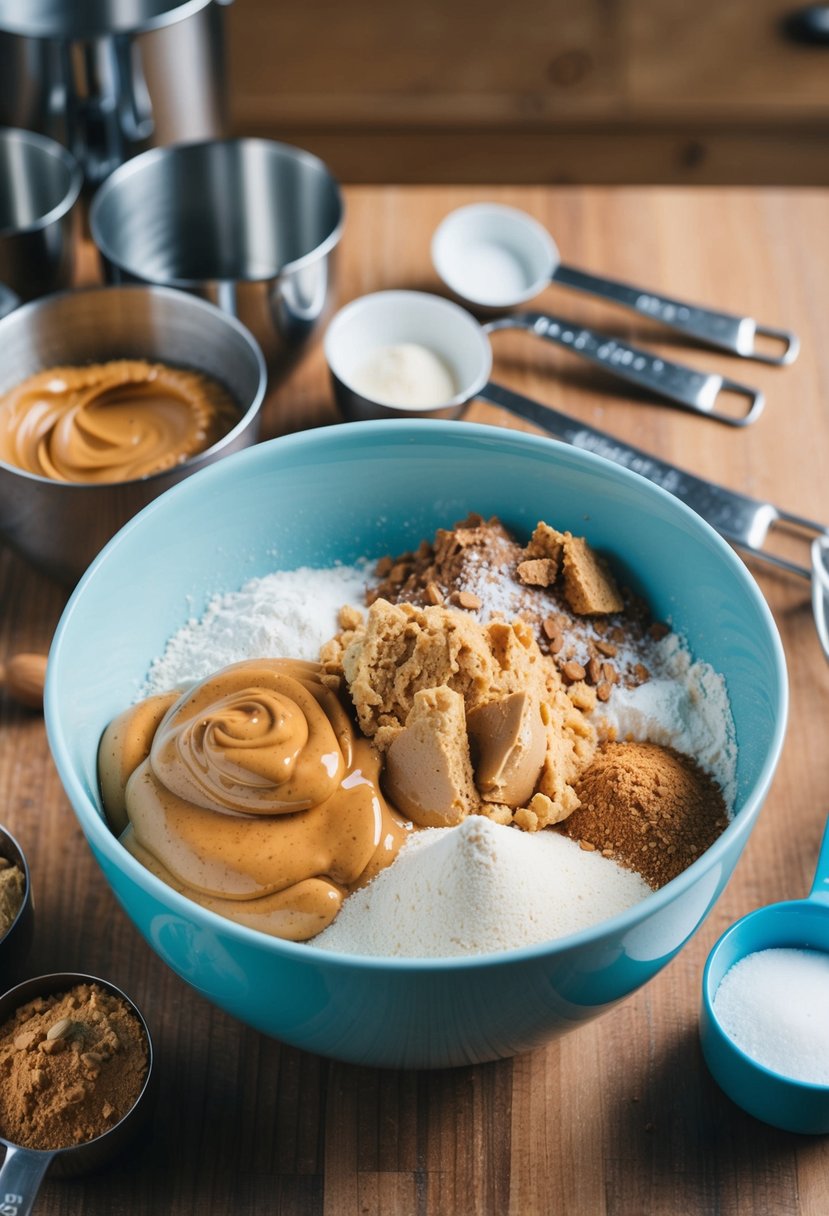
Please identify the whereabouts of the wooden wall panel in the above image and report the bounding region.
[225,0,829,183]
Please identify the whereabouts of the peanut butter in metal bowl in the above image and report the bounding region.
[0,360,240,483]
[98,659,411,942]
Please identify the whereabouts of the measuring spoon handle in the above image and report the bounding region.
[552,263,799,366]
[808,815,829,906]
[0,1144,55,1216]
[486,312,764,427]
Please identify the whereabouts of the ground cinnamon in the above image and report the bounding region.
[0,982,148,1149]
[562,741,729,888]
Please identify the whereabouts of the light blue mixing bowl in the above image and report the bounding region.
[45,421,788,1068]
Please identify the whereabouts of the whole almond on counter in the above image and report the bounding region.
[0,653,48,710]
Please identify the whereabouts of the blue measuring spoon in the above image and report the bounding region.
[700,816,829,1133]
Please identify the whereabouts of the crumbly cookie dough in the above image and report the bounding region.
[321,599,596,830]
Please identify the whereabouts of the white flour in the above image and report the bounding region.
[144,563,370,695]
[312,816,651,958]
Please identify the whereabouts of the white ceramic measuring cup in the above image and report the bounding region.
[325,290,764,428]
[432,203,799,366]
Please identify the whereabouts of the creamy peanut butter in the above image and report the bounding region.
[98,660,411,941]
[0,360,239,483]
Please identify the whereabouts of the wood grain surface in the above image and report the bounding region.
[2,186,829,1215]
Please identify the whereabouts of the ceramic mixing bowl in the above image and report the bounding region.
[44,421,787,1068]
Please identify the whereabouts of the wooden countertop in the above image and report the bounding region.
[2,186,829,1215]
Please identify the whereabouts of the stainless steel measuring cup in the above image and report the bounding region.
[326,290,829,657]
[325,289,763,430]
[0,825,33,983]
[0,128,82,302]
[90,137,344,378]
[0,973,155,1214]
[432,203,799,366]
[0,0,232,188]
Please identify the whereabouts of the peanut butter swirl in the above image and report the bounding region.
[0,360,239,483]
[98,659,411,941]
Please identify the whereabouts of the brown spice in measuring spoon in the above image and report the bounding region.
[0,982,148,1150]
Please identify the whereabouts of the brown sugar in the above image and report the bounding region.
[0,982,148,1150]
[562,741,729,888]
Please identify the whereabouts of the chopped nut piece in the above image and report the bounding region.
[46,1017,73,1041]
[455,590,482,610]
[601,662,618,684]
[578,839,596,852]
[649,621,670,641]
[586,657,601,685]
[374,555,393,577]
[633,663,650,685]
[560,660,586,684]
[425,581,444,605]
[389,563,409,584]
[548,632,564,655]
[596,682,613,702]
[595,640,618,658]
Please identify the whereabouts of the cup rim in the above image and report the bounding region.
[0,283,268,490]
[0,0,213,39]
[0,128,82,240]
[89,137,345,289]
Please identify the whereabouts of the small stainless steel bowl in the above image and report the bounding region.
[90,137,344,378]
[0,127,82,301]
[0,284,267,584]
[0,972,155,1194]
[0,824,33,982]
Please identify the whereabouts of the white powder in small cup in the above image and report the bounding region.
[713,946,829,1085]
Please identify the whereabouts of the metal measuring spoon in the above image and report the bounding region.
[326,289,829,657]
[326,289,763,429]
[432,203,799,366]
[700,816,829,1133]
[0,973,155,1215]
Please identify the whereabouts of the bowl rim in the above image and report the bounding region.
[89,137,345,289]
[0,283,268,489]
[0,127,83,240]
[45,419,789,971]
